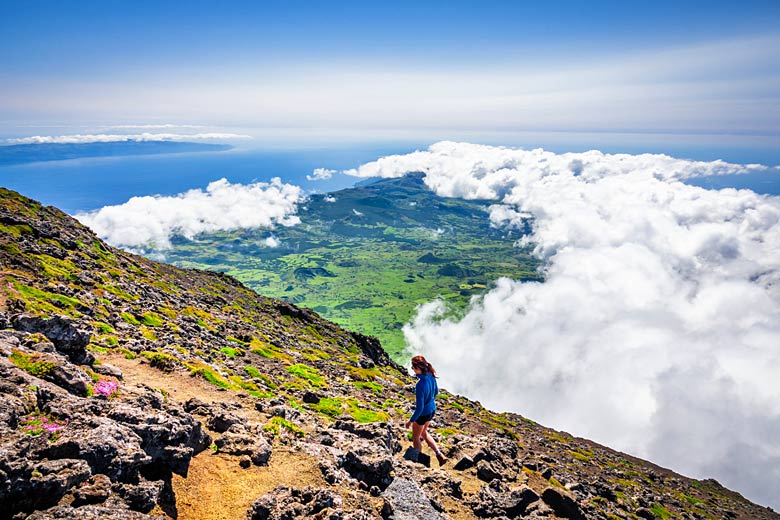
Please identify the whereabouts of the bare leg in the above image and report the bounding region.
[419,421,440,454]
[411,422,424,451]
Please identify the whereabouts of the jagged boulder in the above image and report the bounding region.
[11,315,92,364]
[72,474,113,506]
[339,451,394,491]
[215,431,272,466]
[468,480,539,518]
[246,485,341,520]
[381,478,444,520]
[540,486,585,520]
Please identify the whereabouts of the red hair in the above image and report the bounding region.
[411,355,437,377]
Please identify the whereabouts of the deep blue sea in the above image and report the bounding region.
[0,137,777,215]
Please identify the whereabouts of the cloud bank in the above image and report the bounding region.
[76,178,302,249]
[343,142,780,509]
[6,133,251,144]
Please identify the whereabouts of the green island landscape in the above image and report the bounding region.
[162,173,542,358]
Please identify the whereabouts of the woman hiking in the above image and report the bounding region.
[405,355,447,466]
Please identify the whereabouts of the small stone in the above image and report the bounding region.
[453,455,475,471]
[302,391,321,404]
[476,460,503,482]
[239,455,252,469]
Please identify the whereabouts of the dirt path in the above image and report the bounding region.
[102,352,268,422]
[167,449,326,520]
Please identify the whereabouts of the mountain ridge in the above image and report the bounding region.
[0,186,777,520]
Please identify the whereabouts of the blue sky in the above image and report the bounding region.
[1,1,779,137]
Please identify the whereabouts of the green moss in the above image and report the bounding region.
[140,351,179,371]
[549,477,565,489]
[157,306,178,319]
[220,346,244,357]
[650,504,672,519]
[315,397,391,423]
[120,312,141,325]
[434,427,461,437]
[350,380,383,394]
[302,348,331,362]
[447,401,465,412]
[93,321,115,334]
[141,312,163,327]
[103,285,137,301]
[312,397,345,418]
[10,281,84,317]
[548,431,571,444]
[226,336,248,346]
[189,364,232,389]
[348,406,389,423]
[141,327,158,341]
[346,365,379,381]
[34,255,78,281]
[9,349,55,377]
[263,416,305,438]
[244,366,261,378]
[118,348,137,360]
[680,494,703,506]
[101,335,119,346]
[286,363,326,387]
[0,223,34,237]
[87,344,109,354]
[568,448,593,462]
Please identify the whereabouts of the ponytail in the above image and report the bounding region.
[411,355,437,377]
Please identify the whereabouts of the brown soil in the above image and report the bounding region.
[168,449,326,520]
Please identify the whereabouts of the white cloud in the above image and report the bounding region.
[307,168,336,181]
[6,132,252,144]
[345,141,780,510]
[324,195,336,203]
[76,178,302,249]
[264,236,280,248]
[352,209,364,216]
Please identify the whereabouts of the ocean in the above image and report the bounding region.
[0,137,777,215]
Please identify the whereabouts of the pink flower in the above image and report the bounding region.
[94,380,119,397]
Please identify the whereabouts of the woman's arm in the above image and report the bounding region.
[409,380,424,423]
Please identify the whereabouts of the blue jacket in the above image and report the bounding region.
[410,373,438,423]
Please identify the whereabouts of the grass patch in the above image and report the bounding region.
[118,348,137,359]
[141,312,163,326]
[93,321,115,334]
[350,380,383,394]
[9,349,55,377]
[103,285,137,301]
[264,416,305,438]
[286,363,326,387]
[140,351,179,371]
[244,366,261,378]
[220,346,243,357]
[9,281,84,317]
[189,364,232,389]
[141,327,158,341]
[120,312,141,325]
[650,504,672,519]
[311,397,346,418]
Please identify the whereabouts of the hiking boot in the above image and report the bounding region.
[436,452,447,466]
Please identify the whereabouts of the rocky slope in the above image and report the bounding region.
[0,186,777,520]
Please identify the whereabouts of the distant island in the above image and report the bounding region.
[0,141,233,166]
